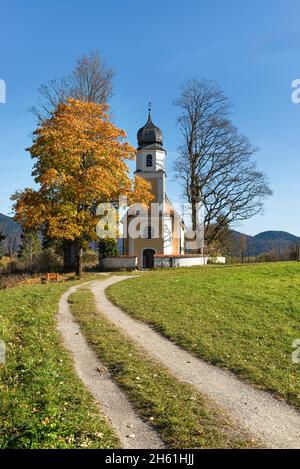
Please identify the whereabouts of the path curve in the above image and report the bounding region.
[57,283,164,449]
[90,276,300,449]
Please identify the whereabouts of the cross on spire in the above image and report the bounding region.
[148,101,152,116]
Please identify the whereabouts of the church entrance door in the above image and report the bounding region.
[143,249,155,269]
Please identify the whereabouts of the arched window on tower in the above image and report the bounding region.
[146,154,153,167]
[142,225,154,239]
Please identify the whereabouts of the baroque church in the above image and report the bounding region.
[121,112,186,269]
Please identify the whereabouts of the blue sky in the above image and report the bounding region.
[0,0,299,235]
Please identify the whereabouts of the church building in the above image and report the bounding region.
[122,112,185,269]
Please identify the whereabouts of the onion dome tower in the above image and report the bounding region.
[137,112,164,150]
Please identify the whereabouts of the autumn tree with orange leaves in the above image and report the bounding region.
[12,99,152,276]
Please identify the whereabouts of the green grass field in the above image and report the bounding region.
[0,276,119,449]
[107,262,300,409]
[70,287,255,449]
[1,262,299,448]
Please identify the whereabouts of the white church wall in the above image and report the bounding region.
[163,216,173,255]
[154,255,208,269]
[100,256,137,271]
[158,175,165,204]
[177,257,208,267]
[154,255,209,268]
[207,256,226,264]
[155,151,166,172]
[136,149,166,172]
[180,225,185,254]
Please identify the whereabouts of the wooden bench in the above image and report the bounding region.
[41,273,60,284]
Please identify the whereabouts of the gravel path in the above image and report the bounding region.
[57,284,164,449]
[89,275,300,449]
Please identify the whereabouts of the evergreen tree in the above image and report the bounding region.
[98,238,118,258]
[18,230,42,267]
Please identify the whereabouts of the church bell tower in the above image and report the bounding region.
[135,109,166,206]
[124,108,181,268]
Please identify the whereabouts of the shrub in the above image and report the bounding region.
[98,238,118,258]
[82,249,98,265]
[33,248,63,272]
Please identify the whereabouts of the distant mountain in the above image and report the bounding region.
[254,231,300,243]
[231,230,300,257]
[0,213,22,254]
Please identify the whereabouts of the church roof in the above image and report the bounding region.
[137,113,163,150]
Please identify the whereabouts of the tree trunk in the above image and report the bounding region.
[75,241,83,277]
[63,240,77,272]
[191,199,197,233]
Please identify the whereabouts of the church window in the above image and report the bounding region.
[146,154,153,167]
[142,225,153,239]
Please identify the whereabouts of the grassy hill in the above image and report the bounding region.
[1,263,300,448]
[0,273,254,449]
[108,262,300,410]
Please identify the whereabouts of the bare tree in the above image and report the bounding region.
[173,79,272,247]
[239,233,248,263]
[31,50,114,120]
